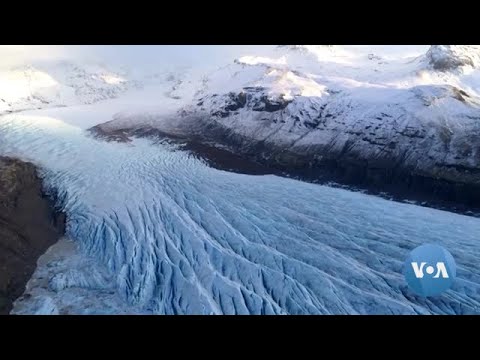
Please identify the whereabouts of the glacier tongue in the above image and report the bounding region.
[2,114,480,315]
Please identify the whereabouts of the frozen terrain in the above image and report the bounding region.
[1,113,480,314]
[12,238,147,315]
[2,45,480,314]
[92,45,480,210]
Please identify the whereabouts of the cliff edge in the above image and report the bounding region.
[0,157,65,314]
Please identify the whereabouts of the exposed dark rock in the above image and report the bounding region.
[88,124,132,143]
[243,86,267,92]
[0,157,65,314]
[427,45,480,72]
[251,95,292,112]
[451,87,470,102]
[208,88,293,118]
[224,92,247,112]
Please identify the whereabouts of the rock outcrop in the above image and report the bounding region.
[0,157,65,314]
[426,45,480,71]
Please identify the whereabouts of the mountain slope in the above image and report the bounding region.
[94,45,480,211]
[0,61,141,114]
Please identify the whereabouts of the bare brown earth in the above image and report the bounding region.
[0,157,65,314]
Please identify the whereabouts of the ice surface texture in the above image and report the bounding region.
[2,115,480,314]
[12,238,146,315]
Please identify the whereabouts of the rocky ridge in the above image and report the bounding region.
[0,157,65,314]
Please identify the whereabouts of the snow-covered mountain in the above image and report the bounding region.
[93,45,480,210]
[0,61,142,114]
[2,45,480,315]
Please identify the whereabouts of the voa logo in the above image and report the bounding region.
[404,243,456,297]
[411,262,449,279]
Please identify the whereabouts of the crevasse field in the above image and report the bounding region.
[1,115,480,315]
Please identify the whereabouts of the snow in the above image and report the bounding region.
[1,112,480,315]
[87,46,480,170]
[2,45,480,315]
[238,55,288,67]
[17,83,186,131]
[3,45,479,130]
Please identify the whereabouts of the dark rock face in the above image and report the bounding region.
[224,92,247,112]
[427,45,480,71]
[88,124,132,143]
[200,87,293,118]
[251,94,292,112]
[0,157,65,314]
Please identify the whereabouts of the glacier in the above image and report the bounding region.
[2,114,480,315]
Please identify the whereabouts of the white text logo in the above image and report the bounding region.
[410,262,449,279]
